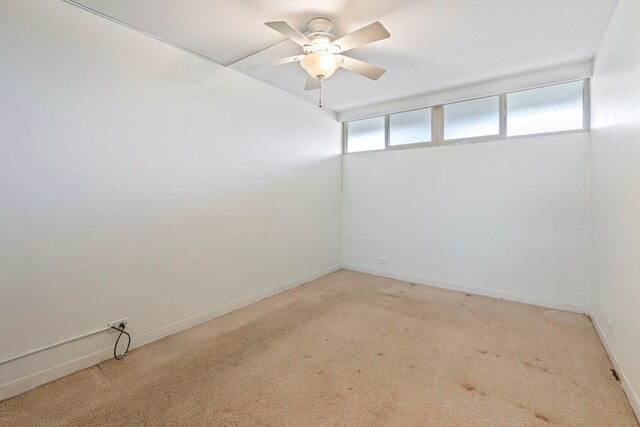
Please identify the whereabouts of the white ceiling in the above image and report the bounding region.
[71,0,618,112]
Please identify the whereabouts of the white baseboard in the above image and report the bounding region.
[0,264,341,401]
[342,264,590,314]
[591,314,640,422]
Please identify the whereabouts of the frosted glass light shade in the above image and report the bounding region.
[300,53,343,79]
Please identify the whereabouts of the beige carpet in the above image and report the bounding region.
[1,270,638,426]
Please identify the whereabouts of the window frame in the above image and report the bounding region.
[343,79,590,154]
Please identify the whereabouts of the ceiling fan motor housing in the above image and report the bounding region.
[307,17,333,33]
[304,18,339,55]
[303,33,338,54]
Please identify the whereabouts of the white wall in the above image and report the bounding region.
[0,0,342,399]
[343,133,590,311]
[590,0,640,417]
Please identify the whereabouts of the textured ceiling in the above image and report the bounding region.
[71,0,619,112]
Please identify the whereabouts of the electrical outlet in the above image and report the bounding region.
[606,317,613,335]
[378,256,388,265]
[108,318,128,333]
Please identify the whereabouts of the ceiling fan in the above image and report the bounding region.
[248,17,390,91]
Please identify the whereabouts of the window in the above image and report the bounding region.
[506,80,584,136]
[443,96,500,140]
[389,108,432,146]
[346,116,385,153]
[343,79,588,154]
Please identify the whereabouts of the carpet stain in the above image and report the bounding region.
[522,360,550,373]
[535,413,551,422]
[462,383,475,392]
[611,368,621,381]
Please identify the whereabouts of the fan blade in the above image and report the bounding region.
[265,21,311,47]
[331,22,390,53]
[339,55,386,80]
[304,76,321,91]
[247,55,304,71]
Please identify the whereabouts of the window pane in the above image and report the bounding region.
[507,80,584,136]
[346,117,385,153]
[389,108,432,146]
[444,96,500,140]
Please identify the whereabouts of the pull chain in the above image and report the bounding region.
[319,79,322,108]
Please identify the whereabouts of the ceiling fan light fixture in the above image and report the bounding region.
[254,19,389,90]
[300,52,343,79]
